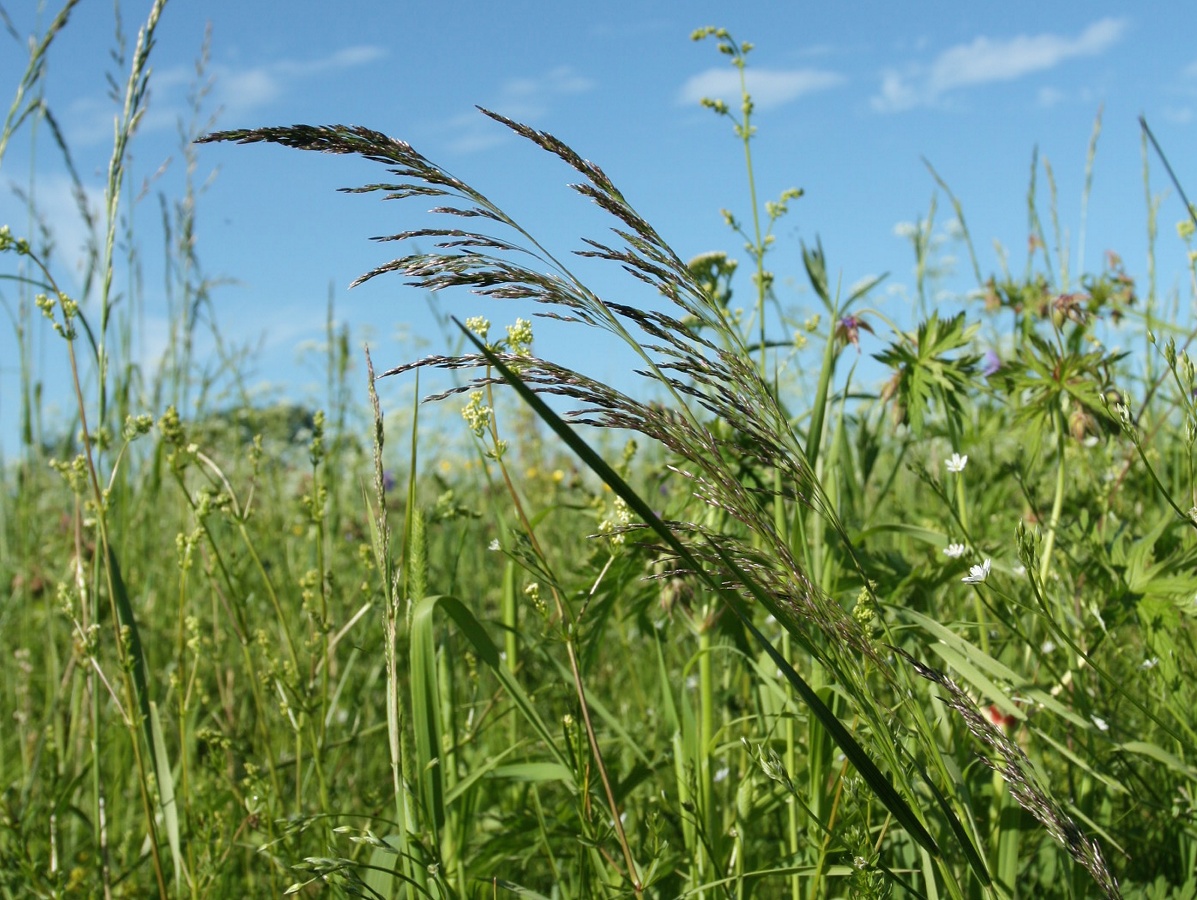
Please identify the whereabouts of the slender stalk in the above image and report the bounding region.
[732,65,767,379]
[1038,411,1068,585]
[96,0,166,443]
[369,351,419,899]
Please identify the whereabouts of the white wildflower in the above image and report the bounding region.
[961,558,991,584]
[1091,715,1109,732]
[945,452,968,474]
[944,542,965,558]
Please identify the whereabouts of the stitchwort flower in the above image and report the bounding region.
[961,558,991,584]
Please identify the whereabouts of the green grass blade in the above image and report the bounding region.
[410,595,449,836]
[414,595,573,778]
[148,701,182,891]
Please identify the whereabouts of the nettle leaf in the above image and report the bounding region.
[874,311,982,435]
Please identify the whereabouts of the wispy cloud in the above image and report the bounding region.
[63,45,386,144]
[1036,86,1067,108]
[443,66,595,154]
[678,67,845,111]
[213,45,386,117]
[0,174,103,285]
[872,17,1127,112]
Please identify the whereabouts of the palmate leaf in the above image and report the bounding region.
[995,330,1123,429]
[873,311,982,436]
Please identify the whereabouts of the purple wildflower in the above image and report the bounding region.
[835,314,874,348]
[982,350,1002,377]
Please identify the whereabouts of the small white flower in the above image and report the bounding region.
[961,558,991,584]
[1013,564,1027,577]
[945,452,969,474]
[1091,715,1109,732]
[1141,657,1159,670]
[713,767,729,783]
[488,539,501,551]
[1041,640,1056,654]
[944,542,966,558]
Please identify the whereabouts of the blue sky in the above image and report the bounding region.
[2,1,1196,454]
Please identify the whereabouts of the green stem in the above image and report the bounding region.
[1038,412,1068,584]
[783,632,800,900]
[733,62,767,378]
[806,317,839,470]
[954,470,969,532]
[699,615,716,885]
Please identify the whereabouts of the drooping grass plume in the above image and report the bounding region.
[201,107,1131,896]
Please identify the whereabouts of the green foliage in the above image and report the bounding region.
[4,12,1197,900]
[874,311,981,437]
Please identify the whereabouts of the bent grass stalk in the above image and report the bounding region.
[198,102,1152,894]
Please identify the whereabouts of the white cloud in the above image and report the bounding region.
[678,66,845,111]
[494,66,595,119]
[63,45,387,144]
[874,70,919,113]
[504,66,594,102]
[323,45,386,69]
[1037,86,1066,107]
[213,45,386,117]
[217,67,283,113]
[443,66,596,154]
[443,112,509,155]
[872,17,1127,112]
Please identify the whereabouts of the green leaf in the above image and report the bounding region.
[873,311,981,435]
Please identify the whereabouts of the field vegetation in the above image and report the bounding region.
[3,4,1197,898]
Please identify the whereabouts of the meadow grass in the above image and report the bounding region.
[4,8,1197,899]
